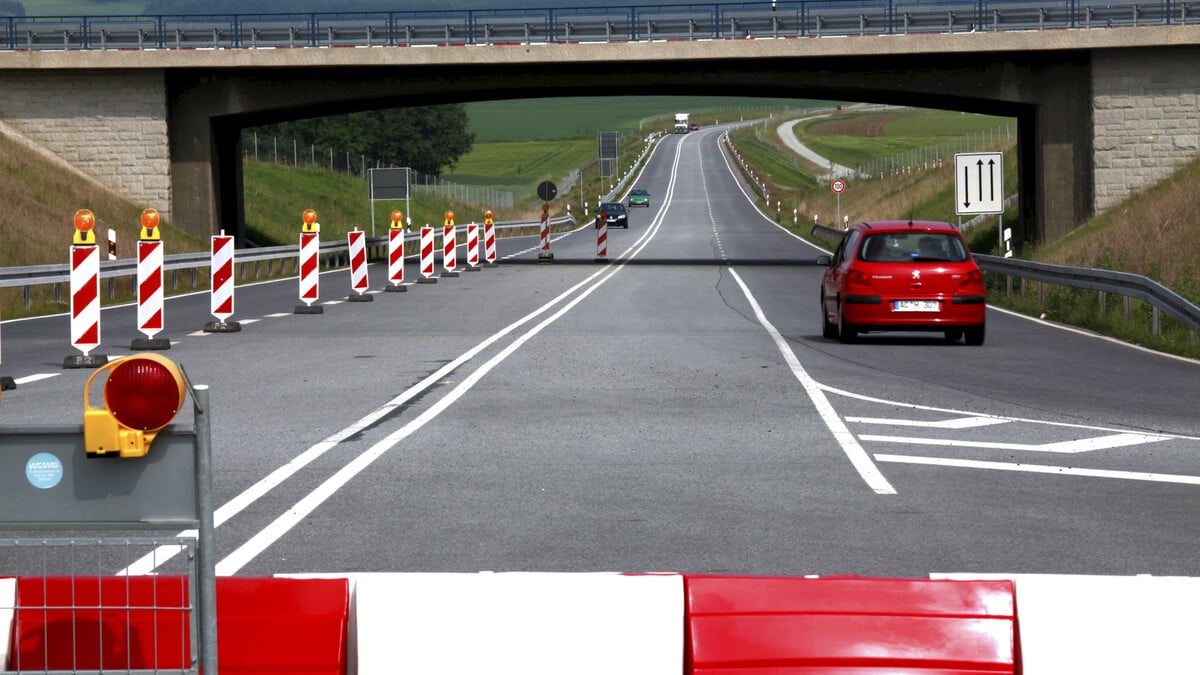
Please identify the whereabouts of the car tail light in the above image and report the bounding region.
[846,269,874,292]
[958,269,984,291]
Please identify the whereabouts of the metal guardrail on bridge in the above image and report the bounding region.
[810,222,1200,337]
[1,0,1197,51]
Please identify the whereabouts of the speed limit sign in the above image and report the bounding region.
[831,179,845,193]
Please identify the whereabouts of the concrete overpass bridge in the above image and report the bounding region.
[1,8,1199,247]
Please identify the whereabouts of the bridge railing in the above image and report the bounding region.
[809,223,1200,338]
[1,0,1193,51]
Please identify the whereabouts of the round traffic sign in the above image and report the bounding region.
[537,180,558,202]
[831,179,845,194]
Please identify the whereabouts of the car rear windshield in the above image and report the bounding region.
[602,203,625,212]
[859,232,970,263]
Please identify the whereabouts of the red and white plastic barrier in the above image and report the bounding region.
[136,239,164,340]
[420,226,435,280]
[442,211,458,276]
[539,211,551,252]
[387,221,406,287]
[69,232,101,357]
[210,232,235,321]
[347,229,369,296]
[6,572,1199,674]
[484,210,497,264]
[466,223,480,268]
[297,211,321,306]
[596,212,608,260]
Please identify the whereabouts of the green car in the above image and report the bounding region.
[628,188,651,207]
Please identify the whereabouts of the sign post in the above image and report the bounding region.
[954,151,1005,253]
[831,178,845,228]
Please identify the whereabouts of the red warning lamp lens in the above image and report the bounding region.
[73,209,96,232]
[391,210,403,223]
[104,358,185,431]
[302,209,318,225]
[140,209,160,229]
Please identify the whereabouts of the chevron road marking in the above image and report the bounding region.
[859,432,1171,453]
[876,454,1200,485]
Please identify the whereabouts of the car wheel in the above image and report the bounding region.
[821,293,837,339]
[965,323,985,346]
[836,299,857,344]
[944,329,963,343]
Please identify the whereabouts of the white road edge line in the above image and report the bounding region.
[860,432,1170,453]
[726,268,897,495]
[14,373,59,385]
[846,415,1012,429]
[875,454,1200,485]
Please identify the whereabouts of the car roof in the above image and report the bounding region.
[853,220,960,234]
[631,188,648,193]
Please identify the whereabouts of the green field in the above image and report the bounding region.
[466,97,832,142]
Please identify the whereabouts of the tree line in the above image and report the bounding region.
[243,106,475,177]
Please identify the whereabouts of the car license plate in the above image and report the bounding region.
[893,300,940,312]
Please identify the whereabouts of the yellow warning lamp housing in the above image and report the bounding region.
[73,209,97,246]
[302,209,320,234]
[83,354,187,458]
[484,210,494,225]
[140,208,161,241]
[541,203,550,215]
[444,211,455,227]
[390,210,404,229]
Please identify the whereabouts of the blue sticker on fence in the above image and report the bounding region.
[26,452,64,490]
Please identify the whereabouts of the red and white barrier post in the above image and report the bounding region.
[418,224,437,284]
[537,203,554,263]
[347,228,372,303]
[295,208,323,315]
[131,208,170,350]
[441,211,459,278]
[64,209,106,368]
[483,210,498,267]
[204,230,241,332]
[595,207,608,263]
[384,210,407,293]
[465,222,482,272]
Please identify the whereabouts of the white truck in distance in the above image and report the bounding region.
[674,113,690,133]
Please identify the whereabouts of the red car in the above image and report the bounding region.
[818,220,987,344]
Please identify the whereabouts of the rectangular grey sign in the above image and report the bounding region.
[0,425,199,529]
[598,132,619,160]
[370,167,411,200]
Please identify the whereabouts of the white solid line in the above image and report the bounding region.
[875,454,1200,485]
[187,331,209,337]
[727,268,896,495]
[14,373,59,385]
[238,319,260,325]
[213,140,691,575]
[846,415,1012,429]
[263,313,291,318]
[860,432,1171,453]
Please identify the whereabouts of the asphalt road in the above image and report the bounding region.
[2,126,1198,580]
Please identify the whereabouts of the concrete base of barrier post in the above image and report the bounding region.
[203,320,242,333]
[594,257,610,264]
[131,337,171,351]
[538,251,555,263]
[347,293,374,303]
[294,304,324,315]
[440,271,460,278]
[63,354,108,369]
[416,277,438,285]
[0,376,15,391]
[464,266,482,272]
[383,284,408,293]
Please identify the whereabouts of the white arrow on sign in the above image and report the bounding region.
[954,152,1003,216]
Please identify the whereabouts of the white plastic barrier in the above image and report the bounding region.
[932,573,1200,674]
[284,572,682,675]
[0,577,15,669]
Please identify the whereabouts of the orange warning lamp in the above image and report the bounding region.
[73,209,97,245]
[444,211,455,227]
[541,203,549,215]
[140,208,161,241]
[484,210,494,225]
[390,210,404,227]
[83,354,186,458]
[302,209,319,234]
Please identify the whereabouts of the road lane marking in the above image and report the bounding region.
[212,141,691,575]
[875,454,1200,486]
[726,269,897,495]
[860,432,1171,453]
[846,415,1011,429]
[14,373,58,384]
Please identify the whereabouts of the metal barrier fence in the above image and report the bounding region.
[1,0,1197,51]
[0,538,199,674]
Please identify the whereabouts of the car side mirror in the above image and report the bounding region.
[816,255,833,266]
